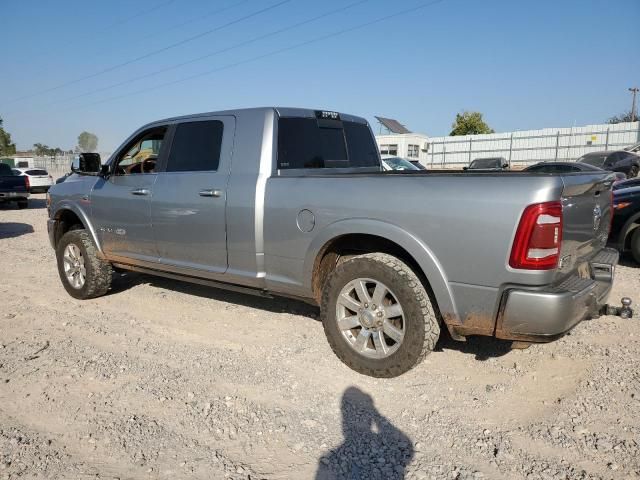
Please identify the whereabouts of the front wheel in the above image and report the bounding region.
[321,253,440,378]
[628,165,639,179]
[56,229,113,299]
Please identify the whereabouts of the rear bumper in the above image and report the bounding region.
[0,192,29,201]
[495,248,618,342]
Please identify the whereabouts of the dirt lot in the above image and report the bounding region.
[1,196,639,480]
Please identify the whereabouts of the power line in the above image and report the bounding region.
[134,0,251,44]
[31,0,176,57]
[54,0,372,106]
[4,0,291,105]
[70,0,447,111]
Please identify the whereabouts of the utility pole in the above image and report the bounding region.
[630,87,639,122]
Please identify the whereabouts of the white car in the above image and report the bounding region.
[12,168,54,193]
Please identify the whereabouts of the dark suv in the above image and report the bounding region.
[577,150,640,178]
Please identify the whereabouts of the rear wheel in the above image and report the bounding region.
[631,227,640,265]
[56,229,112,299]
[17,200,28,209]
[321,253,440,378]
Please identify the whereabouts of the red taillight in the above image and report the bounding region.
[24,176,30,190]
[509,201,563,270]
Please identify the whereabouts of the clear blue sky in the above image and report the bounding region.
[2,0,639,152]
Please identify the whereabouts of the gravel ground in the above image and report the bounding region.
[1,196,639,480]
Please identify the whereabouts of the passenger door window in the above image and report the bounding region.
[114,128,167,175]
[165,120,224,172]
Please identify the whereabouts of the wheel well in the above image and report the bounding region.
[311,234,430,304]
[624,222,640,250]
[53,209,85,247]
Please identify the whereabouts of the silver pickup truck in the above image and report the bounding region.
[47,107,618,377]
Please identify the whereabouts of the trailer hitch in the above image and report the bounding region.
[600,297,634,319]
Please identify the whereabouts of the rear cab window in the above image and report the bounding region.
[166,120,224,172]
[26,169,48,176]
[277,111,380,171]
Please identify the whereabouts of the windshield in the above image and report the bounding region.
[578,153,608,167]
[469,158,502,169]
[383,157,420,171]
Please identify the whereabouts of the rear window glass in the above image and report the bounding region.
[277,118,379,169]
[26,169,48,176]
[0,163,15,175]
[579,154,607,167]
[166,120,223,172]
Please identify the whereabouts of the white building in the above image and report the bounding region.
[373,116,429,163]
[375,133,430,163]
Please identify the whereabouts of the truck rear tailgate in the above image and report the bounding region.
[557,172,616,276]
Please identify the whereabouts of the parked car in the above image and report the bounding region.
[608,184,640,264]
[613,177,640,191]
[524,162,626,184]
[577,151,640,178]
[0,162,29,209]
[623,142,640,154]
[12,167,54,193]
[463,157,509,171]
[381,156,421,171]
[47,107,618,377]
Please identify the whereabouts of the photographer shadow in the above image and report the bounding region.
[316,386,414,480]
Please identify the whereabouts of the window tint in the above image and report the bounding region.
[277,118,379,169]
[166,120,223,172]
[0,163,14,175]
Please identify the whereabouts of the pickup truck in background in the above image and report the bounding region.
[47,107,618,377]
[0,162,29,209]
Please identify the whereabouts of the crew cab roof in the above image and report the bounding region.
[142,107,369,130]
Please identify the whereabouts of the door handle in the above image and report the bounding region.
[199,189,223,198]
[130,188,150,196]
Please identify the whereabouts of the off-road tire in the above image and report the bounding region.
[631,227,640,265]
[17,200,28,209]
[56,229,112,299]
[321,253,440,378]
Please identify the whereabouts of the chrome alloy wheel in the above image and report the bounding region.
[63,243,86,289]
[335,278,405,359]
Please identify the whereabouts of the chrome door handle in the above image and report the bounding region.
[130,188,150,196]
[199,189,222,198]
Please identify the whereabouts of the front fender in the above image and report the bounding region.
[51,200,103,255]
[302,218,458,318]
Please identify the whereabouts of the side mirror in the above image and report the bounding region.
[503,163,509,169]
[462,166,469,171]
[71,153,101,175]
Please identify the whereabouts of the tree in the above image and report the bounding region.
[77,131,98,152]
[608,111,636,124]
[0,116,17,156]
[449,111,495,136]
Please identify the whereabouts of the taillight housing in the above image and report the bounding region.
[24,175,30,190]
[509,201,563,270]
